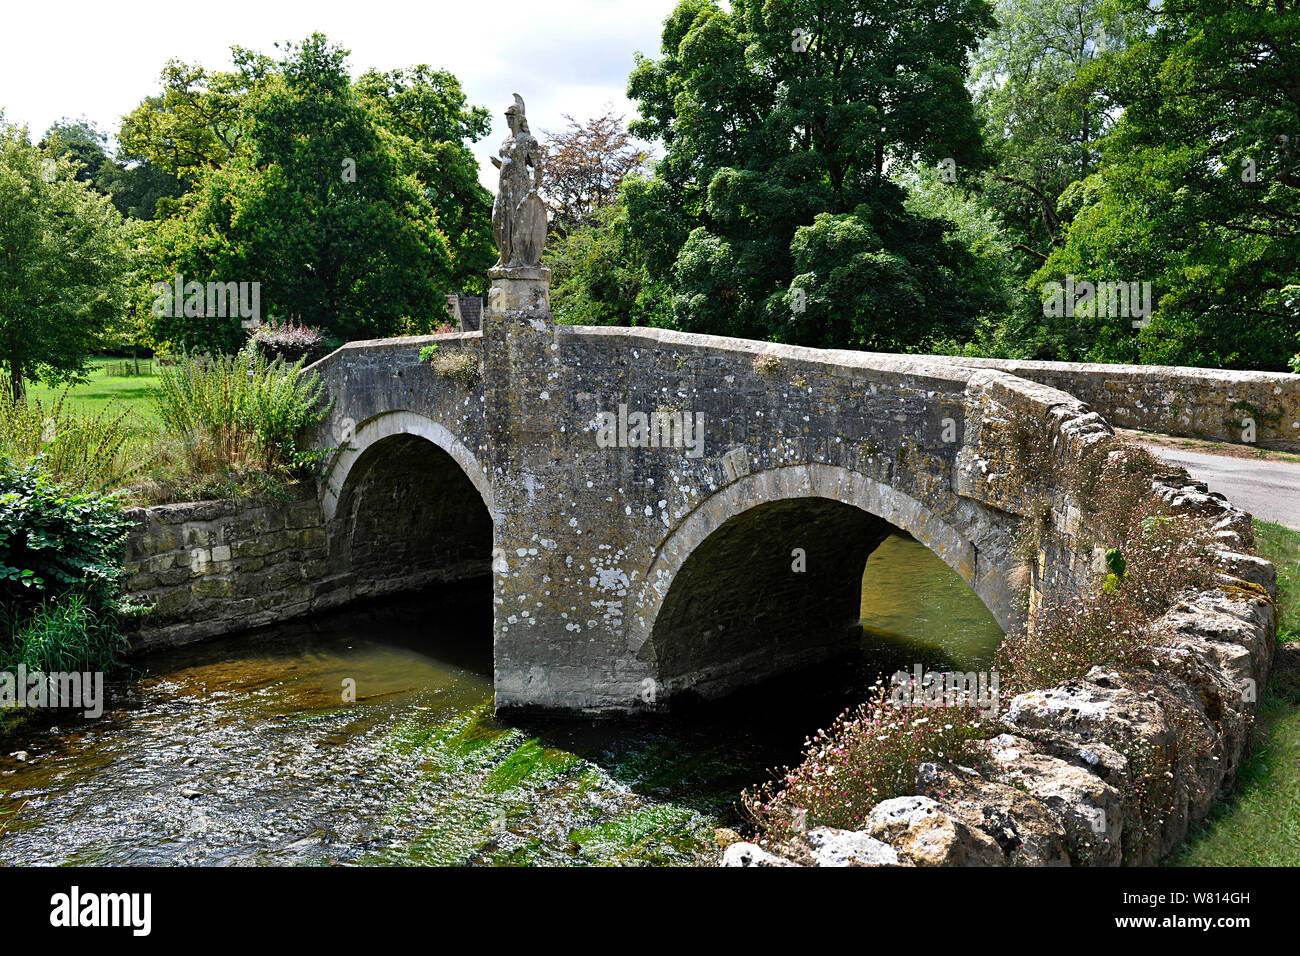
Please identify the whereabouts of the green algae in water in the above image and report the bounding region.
[362,701,717,867]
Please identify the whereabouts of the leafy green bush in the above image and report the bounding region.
[0,457,133,618]
[0,387,146,492]
[152,347,329,475]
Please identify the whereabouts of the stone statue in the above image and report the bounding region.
[490,94,547,271]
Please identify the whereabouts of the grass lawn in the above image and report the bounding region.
[1171,520,1300,866]
[27,356,160,426]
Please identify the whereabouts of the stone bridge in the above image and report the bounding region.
[307,307,1117,715]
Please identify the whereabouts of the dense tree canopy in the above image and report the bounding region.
[355,65,496,292]
[1031,0,1300,369]
[41,119,184,221]
[5,5,1298,373]
[620,0,999,348]
[146,36,455,353]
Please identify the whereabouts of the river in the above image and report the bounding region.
[0,532,1002,866]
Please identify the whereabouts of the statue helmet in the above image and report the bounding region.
[506,93,529,132]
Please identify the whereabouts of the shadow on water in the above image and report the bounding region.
[0,532,1002,866]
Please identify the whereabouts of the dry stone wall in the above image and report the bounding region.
[120,484,331,650]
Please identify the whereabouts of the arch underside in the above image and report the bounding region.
[636,464,1014,702]
[324,412,494,600]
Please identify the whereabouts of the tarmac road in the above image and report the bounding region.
[1139,444,1300,531]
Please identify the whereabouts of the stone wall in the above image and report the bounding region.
[904,354,1300,452]
[121,484,330,650]
[120,476,490,650]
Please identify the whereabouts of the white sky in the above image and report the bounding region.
[0,0,677,190]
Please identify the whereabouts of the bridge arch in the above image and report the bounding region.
[322,410,496,600]
[322,409,495,522]
[631,463,1015,702]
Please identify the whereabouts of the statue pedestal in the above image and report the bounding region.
[487,265,552,317]
[481,262,555,460]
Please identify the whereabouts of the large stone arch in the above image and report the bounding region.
[631,463,1015,701]
[321,410,496,600]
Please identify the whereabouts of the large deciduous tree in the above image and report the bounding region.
[118,48,272,184]
[145,36,456,353]
[42,118,184,221]
[0,119,136,400]
[355,65,496,293]
[539,110,647,236]
[971,0,1142,266]
[1035,0,1300,370]
[625,0,998,349]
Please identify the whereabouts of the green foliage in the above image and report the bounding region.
[42,118,184,221]
[141,35,460,354]
[781,199,995,350]
[0,118,139,400]
[971,0,1142,260]
[0,592,127,674]
[0,457,133,619]
[624,0,998,348]
[1029,0,1300,370]
[1104,547,1126,578]
[355,65,495,293]
[151,347,328,475]
[898,164,1035,356]
[548,197,672,327]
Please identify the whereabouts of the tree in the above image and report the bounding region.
[971,0,1144,265]
[145,36,454,354]
[548,192,671,326]
[625,0,998,348]
[118,48,272,184]
[0,119,136,400]
[1034,0,1300,370]
[538,110,647,235]
[39,119,113,186]
[355,65,495,293]
[42,118,184,221]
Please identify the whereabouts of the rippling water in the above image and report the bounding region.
[0,532,1003,866]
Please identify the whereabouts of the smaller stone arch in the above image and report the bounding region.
[322,410,496,522]
[321,410,497,601]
